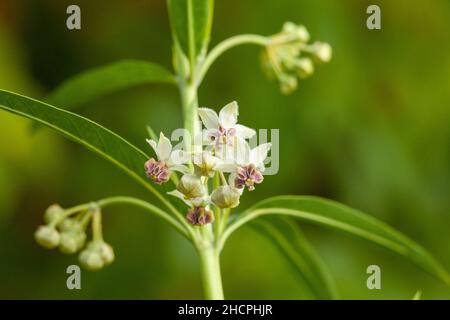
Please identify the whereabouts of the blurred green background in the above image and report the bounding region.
[0,0,449,299]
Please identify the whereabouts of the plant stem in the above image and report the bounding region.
[198,246,224,300]
[197,34,270,85]
[176,44,225,299]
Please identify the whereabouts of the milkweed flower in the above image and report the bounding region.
[217,138,272,191]
[145,132,190,184]
[198,101,256,151]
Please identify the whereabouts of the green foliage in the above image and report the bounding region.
[46,60,175,110]
[229,196,450,286]
[251,216,338,299]
[0,90,161,198]
[168,0,214,62]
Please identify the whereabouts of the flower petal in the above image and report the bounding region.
[198,108,219,130]
[214,161,237,173]
[146,139,158,154]
[170,164,190,174]
[157,132,172,161]
[235,137,251,165]
[219,101,238,128]
[250,143,271,167]
[168,150,191,166]
[167,190,191,206]
[235,124,256,139]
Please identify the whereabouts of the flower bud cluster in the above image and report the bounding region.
[261,22,332,94]
[34,204,114,271]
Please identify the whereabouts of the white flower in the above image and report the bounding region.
[145,132,190,184]
[198,101,256,150]
[216,138,271,191]
[168,190,210,208]
[193,151,222,177]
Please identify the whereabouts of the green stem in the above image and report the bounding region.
[198,245,224,300]
[197,34,270,85]
[176,44,225,299]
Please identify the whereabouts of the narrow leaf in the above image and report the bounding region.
[251,216,338,299]
[46,60,176,110]
[168,0,214,60]
[0,90,166,204]
[224,196,450,286]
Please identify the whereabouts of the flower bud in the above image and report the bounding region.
[58,218,82,233]
[35,226,60,249]
[59,231,86,254]
[282,22,310,42]
[79,248,104,271]
[186,207,214,226]
[176,174,206,199]
[99,242,115,265]
[279,74,298,95]
[44,204,64,224]
[313,42,332,63]
[295,58,314,79]
[211,186,241,209]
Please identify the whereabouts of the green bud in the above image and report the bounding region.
[295,58,314,79]
[176,174,206,199]
[279,74,298,95]
[282,22,309,42]
[211,186,241,209]
[44,204,64,224]
[59,231,86,254]
[59,232,79,254]
[58,218,82,233]
[79,248,104,271]
[34,226,60,249]
[313,42,332,63]
[99,242,115,265]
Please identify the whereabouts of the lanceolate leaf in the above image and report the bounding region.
[168,0,214,61]
[251,216,338,299]
[223,196,450,286]
[46,60,176,110]
[0,90,171,209]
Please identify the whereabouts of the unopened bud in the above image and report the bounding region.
[99,242,115,265]
[211,186,241,209]
[282,22,310,42]
[59,231,86,254]
[44,204,64,224]
[279,74,298,95]
[35,226,60,249]
[295,58,314,78]
[313,42,332,63]
[177,174,206,199]
[58,218,82,233]
[79,248,104,271]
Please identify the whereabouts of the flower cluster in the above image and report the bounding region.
[34,204,114,271]
[145,101,271,226]
[261,22,332,94]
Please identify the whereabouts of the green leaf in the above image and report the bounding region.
[168,0,214,61]
[46,60,176,110]
[251,216,338,299]
[412,290,422,300]
[0,90,171,208]
[223,196,450,286]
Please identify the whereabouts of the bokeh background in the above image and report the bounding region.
[0,0,449,299]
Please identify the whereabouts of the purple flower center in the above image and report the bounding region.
[209,126,236,148]
[186,207,214,226]
[234,164,264,191]
[144,158,171,184]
